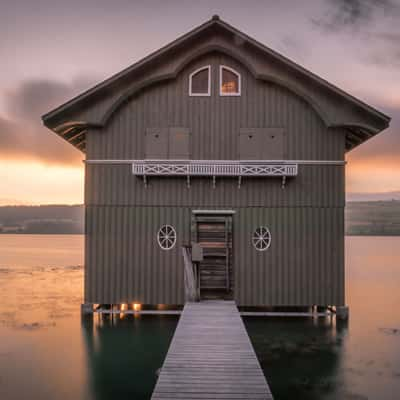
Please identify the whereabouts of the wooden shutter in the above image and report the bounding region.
[239,128,285,159]
[239,128,259,160]
[145,128,168,159]
[260,128,285,159]
[169,127,190,159]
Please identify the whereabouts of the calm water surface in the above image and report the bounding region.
[0,235,399,400]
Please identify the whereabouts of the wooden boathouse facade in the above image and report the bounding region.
[43,16,390,310]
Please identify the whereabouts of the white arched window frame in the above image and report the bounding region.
[189,65,211,96]
[219,65,241,96]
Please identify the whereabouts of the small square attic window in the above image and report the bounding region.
[189,66,211,96]
[220,65,241,96]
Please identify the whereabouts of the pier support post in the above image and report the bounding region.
[336,306,349,320]
[81,303,93,315]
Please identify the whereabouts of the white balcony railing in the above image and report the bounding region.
[132,160,298,188]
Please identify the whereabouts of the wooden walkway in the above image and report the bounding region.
[151,301,273,399]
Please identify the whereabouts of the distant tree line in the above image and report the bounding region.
[345,201,400,236]
[0,205,84,234]
[0,202,399,235]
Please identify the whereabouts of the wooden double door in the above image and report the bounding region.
[191,213,233,300]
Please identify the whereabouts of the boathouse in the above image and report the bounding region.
[42,16,390,312]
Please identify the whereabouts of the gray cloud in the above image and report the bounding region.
[0,115,81,165]
[5,76,96,122]
[0,118,27,154]
[277,35,310,63]
[311,0,400,69]
[374,32,400,43]
[362,31,400,67]
[312,0,399,32]
[364,48,400,68]
[0,76,97,165]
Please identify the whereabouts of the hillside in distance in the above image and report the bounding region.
[345,201,400,236]
[0,205,84,234]
[0,202,399,235]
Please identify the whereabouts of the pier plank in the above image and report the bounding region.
[151,301,273,400]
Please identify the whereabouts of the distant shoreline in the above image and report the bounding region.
[1,201,399,236]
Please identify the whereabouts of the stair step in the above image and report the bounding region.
[201,270,226,275]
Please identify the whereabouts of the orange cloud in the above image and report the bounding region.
[0,77,97,167]
[346,157,400,193]
[0,160,83,205]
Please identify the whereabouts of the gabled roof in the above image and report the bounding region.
[42,15,390,153]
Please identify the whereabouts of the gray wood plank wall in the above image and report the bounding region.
[85,206,344,306]
[86,53,345,161]
[85,164,344,207]
[84,52,345,307]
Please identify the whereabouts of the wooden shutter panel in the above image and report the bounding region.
[260,128,285,159]
[169,127,190,159]
[145,128,168,159]
[239,128,261,160]
[239,128,285,159]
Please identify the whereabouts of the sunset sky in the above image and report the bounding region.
[1,0,399,204]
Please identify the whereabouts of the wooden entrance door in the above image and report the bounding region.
[191,214,233,300]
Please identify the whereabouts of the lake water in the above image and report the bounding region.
[0,235,399,400]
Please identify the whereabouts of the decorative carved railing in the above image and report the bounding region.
[132,160,298,188]
[132,161,297,176]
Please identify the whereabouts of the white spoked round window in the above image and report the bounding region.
[252,226,271,251]
[157,225,177,250]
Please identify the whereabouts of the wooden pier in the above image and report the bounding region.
[151,301,273,399]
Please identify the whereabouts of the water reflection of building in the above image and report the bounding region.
[81,314,178,400]
[246,316,348,400]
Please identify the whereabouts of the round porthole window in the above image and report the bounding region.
[252,226,271,251]
[157,225,177,250]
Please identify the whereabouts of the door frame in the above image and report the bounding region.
[191,210,235,298]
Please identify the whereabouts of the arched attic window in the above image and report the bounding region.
[220,65,241,96]
[189,65,211,96]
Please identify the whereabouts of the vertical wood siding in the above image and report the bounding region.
[84,51,346,307]
[234,207,344,306]
[85,206,191,304]
[86,53,345,161]
[85,206,344,306]
[85,164,345,207]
